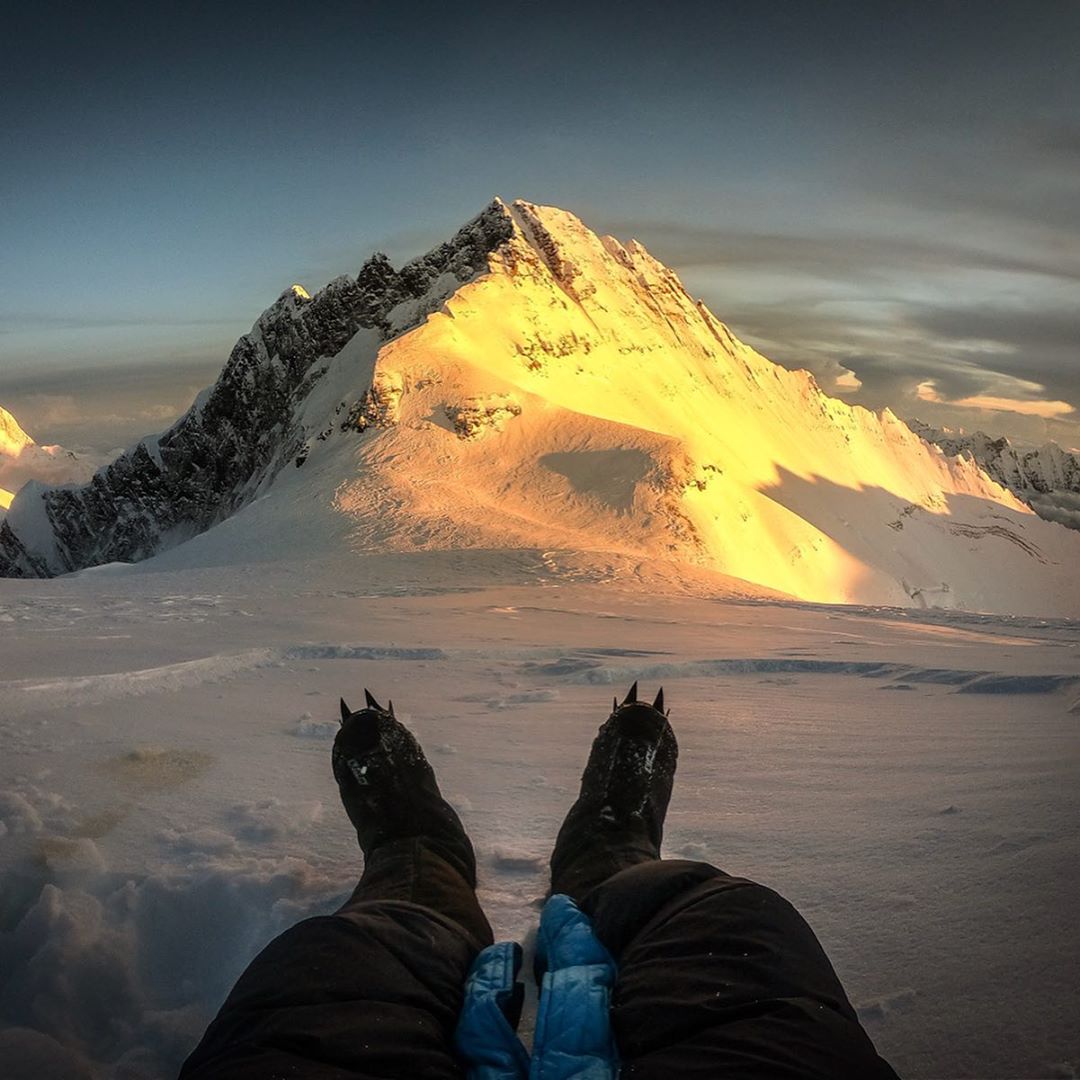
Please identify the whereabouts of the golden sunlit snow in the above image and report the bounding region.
[319,201,1078,613]
[0,406,34,459]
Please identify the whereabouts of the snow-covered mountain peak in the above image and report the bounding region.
[0,406,33,457]
[0,405,101,520]
[909,418,1080,532]
[261,284,312,318]
[2,199,1080,615]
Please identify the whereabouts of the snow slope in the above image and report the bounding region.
[3,201,1080,618]
[1,557,1077,1078]
[0,406,99,518]
[909,419,1080,532]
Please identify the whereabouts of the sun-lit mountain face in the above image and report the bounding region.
[328,200,1078,613]
[0,406,99,514]
[2,199,1078,615]
[0,406,34,458]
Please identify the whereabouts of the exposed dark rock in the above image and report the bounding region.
[909,419,1080,531]
[0,201,515,577]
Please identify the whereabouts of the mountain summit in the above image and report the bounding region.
[0,407,33,511]
[0,406,34,459]
[0,406,97,514]
[2,199,1078,615]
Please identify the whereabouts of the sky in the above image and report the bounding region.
[1,0,1078,454]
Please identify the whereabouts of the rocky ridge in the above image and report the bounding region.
[908,419,1080,531]
[0,203,514,575]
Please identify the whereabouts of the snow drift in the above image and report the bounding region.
[2,199,1079,616]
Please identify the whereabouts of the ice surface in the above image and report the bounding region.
[1,553,1077,1078]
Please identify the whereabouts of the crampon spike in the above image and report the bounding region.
[652,687,664,713]
[364,688,384,712]
[621,681,638,706]
[340,698,352,724]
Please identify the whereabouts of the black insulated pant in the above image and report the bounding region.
[180,838,897,1079]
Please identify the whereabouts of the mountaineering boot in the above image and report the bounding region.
[550,683,678,898]
[333,690,478,885]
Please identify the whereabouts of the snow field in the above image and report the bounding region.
[1,562,1078,1078]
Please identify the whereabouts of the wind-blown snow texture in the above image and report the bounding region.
[1,558,1078,1079]
[3,199,1079,620]
[909,419,1080,533]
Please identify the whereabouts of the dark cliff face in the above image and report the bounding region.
[0,201,515,578]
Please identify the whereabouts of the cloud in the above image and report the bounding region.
[908,304,1080,364]
[10,393,194,444]
[952,396,1074,420]
[1029,125,1080,161]
[832,366,862,393]
[609,221,1080,286]
[0,361,221,454]
[916,381,1076,420]
[601,212,1079,450]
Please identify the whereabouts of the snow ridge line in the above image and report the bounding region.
[3,647,1075,718]
[555,658,1080,694]
[282,645,447,661]
[4,648,280,699]
[1,645,451,708]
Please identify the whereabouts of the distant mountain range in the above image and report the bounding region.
[2,199,1078,616]
[907,420,1080,532]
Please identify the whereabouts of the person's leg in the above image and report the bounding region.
[550,688,899,1079]
[339,834,490,945]
[580,860,899,1079]
[179,694,491,1080]
[549,682,677,898]
[331,692,491,945]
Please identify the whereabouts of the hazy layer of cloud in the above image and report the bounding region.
[0,361,222,453]
[610,222,1080,286]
